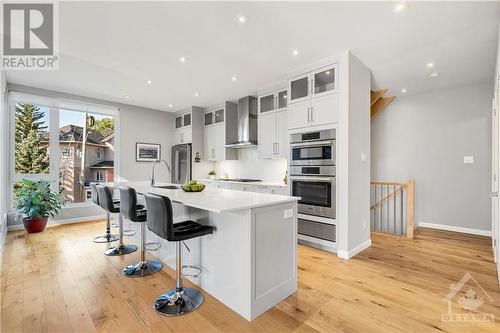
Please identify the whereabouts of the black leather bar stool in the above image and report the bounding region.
[96,185,138,256]
[144,193,213,316]
[120,186,163,277]
[91,183,118,243]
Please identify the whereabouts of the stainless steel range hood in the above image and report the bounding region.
[225,96,258,148]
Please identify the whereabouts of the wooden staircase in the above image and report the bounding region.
[371,89,396,119]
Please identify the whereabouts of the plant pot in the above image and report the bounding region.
[23,217,48,233]
[209,175,216,180]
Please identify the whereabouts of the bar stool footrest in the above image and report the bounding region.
[181,265,202,278]
[145,242,161,251]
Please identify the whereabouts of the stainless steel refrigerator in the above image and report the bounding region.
[171,144,192,184]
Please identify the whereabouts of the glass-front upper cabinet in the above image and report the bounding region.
[214,109,224,123]
[205,112,213,126]
[277,90,287,110]
[183,113,191,127]
[313,67,336,95]
[175,116,183,128]
[259,94,275,114]
[289,75,309,103]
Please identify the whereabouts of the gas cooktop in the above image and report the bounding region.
[220,178,262,183]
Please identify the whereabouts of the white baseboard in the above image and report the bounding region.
[7,215,106,231]
[337,239,372,260]
[417,222,491,237]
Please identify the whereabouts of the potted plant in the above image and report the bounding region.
[14,179,64,233]
[208,170,216,180]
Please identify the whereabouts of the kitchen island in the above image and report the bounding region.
[108,181,299,321]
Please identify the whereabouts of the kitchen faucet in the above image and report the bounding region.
[151,159,171,187]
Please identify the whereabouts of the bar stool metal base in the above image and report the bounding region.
[154,288,204,316]
[123,260,162,277]
[93,234,119,243]
[104,244,138,256]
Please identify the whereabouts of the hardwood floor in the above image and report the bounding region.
[1,221,499,333]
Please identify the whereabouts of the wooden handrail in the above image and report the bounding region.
[371,180,408,186]
[370,180,415,239]
[370,184,407,210]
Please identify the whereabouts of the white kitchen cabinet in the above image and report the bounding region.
[204,103,238,161]
[230,183,255,192]
[288,64,339,130]
[204,123,229,161]
[258,112,276,159]
[254,185,288,195]
[258,87,289,159]
[173,107,204,170]
[174,126,192,144]
[310,93,339,127]
[276,110,289,158]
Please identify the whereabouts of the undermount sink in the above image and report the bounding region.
[153,185,179,190]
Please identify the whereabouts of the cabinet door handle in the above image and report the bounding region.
[307,107,310,122]
[310,107,314,122]
[310,79,313,95]
[276,142,279,155]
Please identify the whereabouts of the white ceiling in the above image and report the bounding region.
[5,1,499,112]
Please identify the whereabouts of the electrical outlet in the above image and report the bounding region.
[283,208,293,219]
[361,152,367,163]
[464,156,474,164]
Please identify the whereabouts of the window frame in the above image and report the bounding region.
[8,92,120,210]
[95,171,104,182]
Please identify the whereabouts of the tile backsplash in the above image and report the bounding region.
[214,148,287,183]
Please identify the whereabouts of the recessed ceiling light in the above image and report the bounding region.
[429,72,440,78]
[292,49,299,56]
[401,88,407,93]
[147,80,152,85]
[194,92,199,97]
[168,104,173,108]
[237,15,248,24]
[179,57,187,63]
[231,76,238,81]
[124,95,130,99]
[426,62,435,69]
[394,2,409,12]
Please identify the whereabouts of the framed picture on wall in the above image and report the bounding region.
[136,142,161,162]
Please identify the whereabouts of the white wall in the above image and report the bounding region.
[337,52,371,259]
[0,71,7,249]
[493,23,500,283]
[372,83,492,232]
[6,84,173,226]
[214,148,288,183]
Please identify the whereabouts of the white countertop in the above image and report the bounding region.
[107,181,298,213]
[199,178,288,188]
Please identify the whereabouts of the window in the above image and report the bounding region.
[9,93,118,209]
[58,109,115,204]
[96,171,104,181]
[14,103,50,174]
